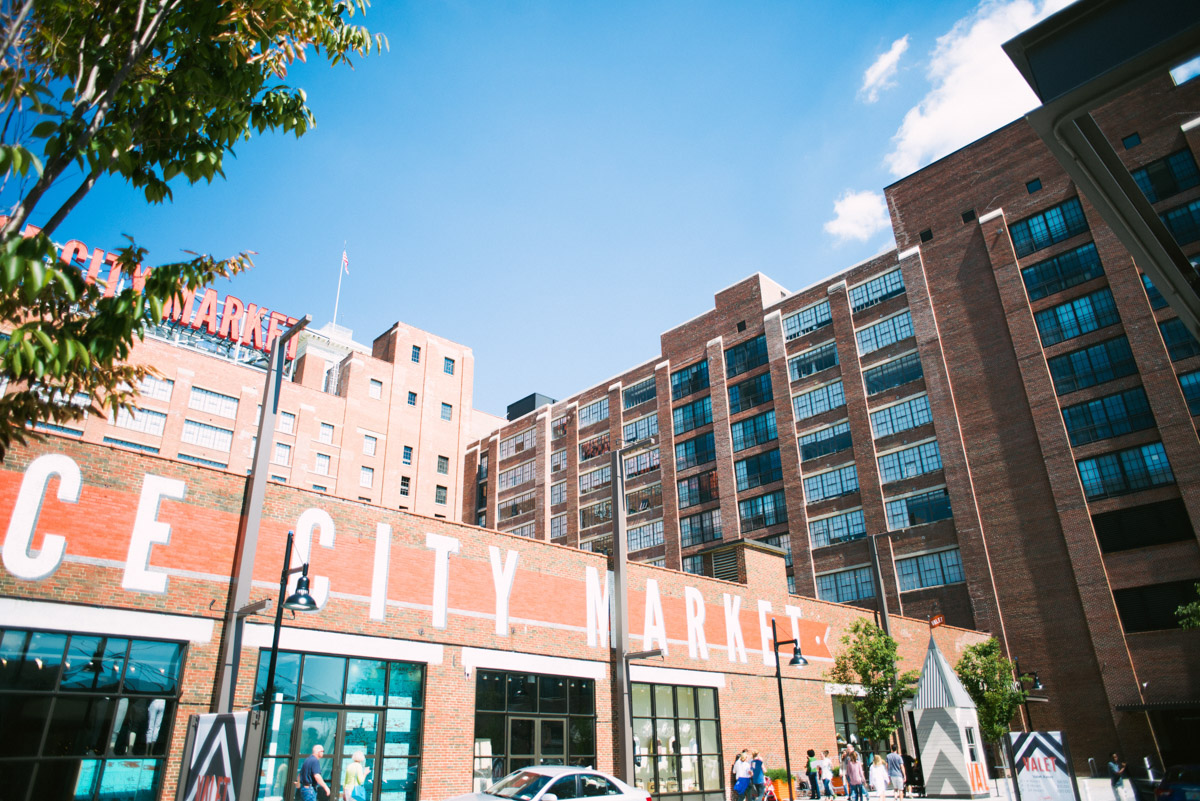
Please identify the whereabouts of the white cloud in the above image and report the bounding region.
[885,0,1077,177]
[860,36,910,103]
[824,190,892,243]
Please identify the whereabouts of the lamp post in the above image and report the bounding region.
[771,618,808,801]
[1013,658,1045,731]
[623,648,664,787]
[260,530,320,731]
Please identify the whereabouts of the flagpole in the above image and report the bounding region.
[333,242,346,326]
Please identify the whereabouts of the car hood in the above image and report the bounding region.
[445,793,501,801]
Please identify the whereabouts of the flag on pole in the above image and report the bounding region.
[341,250,349,275]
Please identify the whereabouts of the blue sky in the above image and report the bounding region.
[12,0,1076,416]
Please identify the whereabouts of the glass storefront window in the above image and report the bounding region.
[253,650,426,801]
[0,628,185,801]
[631,683,723,801]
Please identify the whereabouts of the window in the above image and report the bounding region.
[817,566,876,603]
[551,449,568,473]
[277,411,296,434]
[683,555,706,575]
[725,335,768,378]
[551,514,568,539]
[551,481,567,506]
[1021,242,1105,301]
[1093,498,1195,553]
[314,453,331,475]
[623,413,658,444]
[630,683,724,799]
[1180,371,1200,415]
[552,415,569,439]
[850,269,905,312]
[579,397,609,428]
[407,391,417,406]
[501,429,537,459]
[857,311,914,355]
[877,440,942,484]
[1047,336,1138,394]
[1160,318,1200,361]
[673,396,713,435]
[629,520,665,551]
[804,464,859,503]
[500,461,537,491]
[476,481,488,509]
[730,410,777,452]
[1160,198,1200,245]
[783,301,833,340]
[623,377,657,409]
[444,357,455,375]
[412,345,421,363]
[478,454,489,480]
[1008,197,1089,258]
[671,361,710,400]
[319,422,334,444]
[728,372,772,414]
[437,455,449,475]
[1122,132,1141,149]
[626,483,662,513]
[1171,55,1200,85]
[1026,178,1042,193]
[1114,579,1200,633]
[400,476,410,496]
[580,432,611,461]
[363,434,378,456]
[504,522,536,538]
[1132,149,1200,203]
[1077,442,1174,500]
[369,379,383,399]
[271,475,287,484]
[675,432,716,470]
[870,395,932,438]
[680,508,722,547]
[580,500,612,529]
[113,406,167,437]
[792,380,845,420]
[579,465,612,494]
[760,532,792,566]
[1034,288,1121,346]
[897,548,965,591]
[177,452,227,469]
[360,466,374,488]
[1061,387,1155,446]
[734,449,782,491]
[800,421,852,461]
[102,436,160,455]
[678,470,719,509]
[0,629,186,794]
[403,445,413,465]
[500,490,537,520]
[864,352,923,395]
[886,488,953,530]
[188,386,238,418]
[139,373,174,401]
[739,490,788,532]
[1142,274,1169,309]
[181,419,233,452]
[789,342,839,382]
[441,403,453,421]
[435,485,448,505]
[809,508,867,548]
[312,484,327,492]
[624,448,660,479]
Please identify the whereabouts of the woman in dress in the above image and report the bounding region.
[869,755,889,801]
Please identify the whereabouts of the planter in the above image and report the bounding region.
[772,779,792,800]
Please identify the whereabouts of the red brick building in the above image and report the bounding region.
[462,74,1200,767]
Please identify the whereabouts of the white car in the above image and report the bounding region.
[448,766,652,801]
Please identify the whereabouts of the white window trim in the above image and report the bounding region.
[875,436,939,459]
[853,307,912,334]
[895,544,961,563]
[868,348,920,368]
[884,483,949,504]
[815,561,873,578]
[807,505,865,524]
[797,417,852,439]
[790,338,838,359]
[869,391,930,414]
[791,377,844,402]
[847,265,903,293]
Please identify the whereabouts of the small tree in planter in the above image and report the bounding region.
[766,768,796,800]
[954,638,1028,776]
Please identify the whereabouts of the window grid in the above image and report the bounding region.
[1009,196,1089,257]
[738,490,788,532]
[138,374,174,402]
[1048,336,1138,395]
[1034,288,1121,346]
[113,406,167,436]
[1179,370,1200,415]
[440,403,453,421]
[400,476,410,496]
[273,442,291,466]
[499,460,537,491]
[886,488,953,530]
[680,509,722,547]
[181,419,233,452]
[683,555,706,575]
[803,464,859,503]
[623,377,658,409]
[678,469,719,509]
[817,566,876,603]
[877,440,942,484]
[864,352,923,395]
[551,514,568,539]
[857,311,914,355]
[551,449,568,473]
[624,448,660,479]
[500,428,537,459]
[314,453,331,476]
[435,485,447,505]
[580,432,611,461]
[1160,197,1200,245]
[437,455,449,475]
[800,421,852,461]
[629,520,665,551]
[188,386,238,418]
[626,483,663,514]
[1061,387,1156,446]
[671,361,710,400]
[730,410,777,452]
[551,481,567,506]
[580,499,613,529]
[897,549,965,592]
[809,508,867,548]
[1160,318,1200,361]
[1131,148,1200,203]
[1021,242,1105,301]
[403,445,413,465]
[363,434,377,456]
[870,395,933,438]
[319,422,334,444]
[1142,274,1169,309]
[277,411,296,434]
[849,269,905,312]
[725,335,768,378]
[360,466,374,488]
[552,416,569,439]
[579,397,610,428]
[675,432,716,470]
[504,522,535,538]
[411,345,421,363]
[579,465,612,494]
[623,413,659,445]
[500,490,537,520]
[783,302,833,341]
[444,357,455,375]
[673,396,713,435]
[1077,442,1175,500]
[370,379,383,399]
[760,533,792,566]
[728,372,773,414]
[788,342,839,382]
[407,391,417,406]
[793,381,846,420]
[734,449,782,492]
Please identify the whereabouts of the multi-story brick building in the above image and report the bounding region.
[463,74,1200,766]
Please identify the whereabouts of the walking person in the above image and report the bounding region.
[1108,753,1127,801]
[733,749,754,801]
[342,750,369,801]
[299,744,330,801]
[886,746,907,801]
[869,755,889,801]
[751,751,767,801]
[807,749,820,801]
[818,751,835,798]
[845,752,867,801]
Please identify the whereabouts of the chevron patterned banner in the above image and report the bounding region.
[179,711,252,801]
[1009,731,1081,801]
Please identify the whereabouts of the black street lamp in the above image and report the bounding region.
[260,530,320,724]
[1013,658,1046,731]
[772,618,808,801]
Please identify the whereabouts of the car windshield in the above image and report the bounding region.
[487,771,555,800]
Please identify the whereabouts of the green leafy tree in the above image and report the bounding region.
[954,638,1027,744]
[0,0,385,456]
[829,619,920,747]
[1177,583,1200,629]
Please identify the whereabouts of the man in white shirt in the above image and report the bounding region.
[818,751,835,798]
[734,749,754,801]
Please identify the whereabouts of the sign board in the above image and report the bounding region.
[177,710,264,801]
[1009,731,1081,801]
[930,614,946,628]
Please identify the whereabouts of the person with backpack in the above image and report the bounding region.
[806,749,820,800]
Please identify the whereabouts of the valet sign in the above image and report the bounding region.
[1009,732,1081,801]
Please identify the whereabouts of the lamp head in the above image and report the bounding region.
[788,645,808,668]
[284,569,319,612]
[1031,672,1044,692]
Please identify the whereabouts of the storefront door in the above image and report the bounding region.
[294,707,382,801]
[507,717,567,770]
